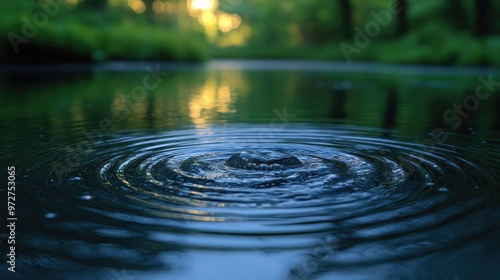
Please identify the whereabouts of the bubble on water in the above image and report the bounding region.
[69,177,82,182]
[45,213,57,219]
[80,194,93,201]
[438,187,448,192]
[40,134,44,138]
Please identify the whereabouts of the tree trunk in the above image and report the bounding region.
[474,0,491,37]
[339,0,352,39]
[449,0,467,30]
[80,0,107,11]
[395,0,407,36]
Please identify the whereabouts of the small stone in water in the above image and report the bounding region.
[226,150,302,171]
[80,194,93,200]
[45,213,57,219]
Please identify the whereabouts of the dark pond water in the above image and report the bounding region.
[1,60,500,279]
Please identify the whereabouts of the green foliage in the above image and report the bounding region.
[0,0,208,63]
[216,0,500,66]
[485,37,500,65]
[376,20,496,66]
[1,0,499,65]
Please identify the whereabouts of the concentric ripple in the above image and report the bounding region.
[15,124,500,272]
[96,129,416,218]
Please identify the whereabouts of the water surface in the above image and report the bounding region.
[1,61,500,280]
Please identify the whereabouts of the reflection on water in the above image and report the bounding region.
[1,63,500,279]
[188,79,237,126]
[3,64,499,135]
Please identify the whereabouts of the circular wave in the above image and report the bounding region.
[15,124,500,271]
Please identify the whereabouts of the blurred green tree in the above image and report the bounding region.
[395,0,407,36]
[339,0,352,39]
[474,0,491,37]
[449,0,468,30]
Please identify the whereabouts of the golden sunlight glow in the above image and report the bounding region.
[189,86,214,125]
[164,2,175,13]
[205,25,219,39]
[229,32,244,45]
[189,0,217,13]
[217,86,231,113]
[200,12,217,26]
[230,14,241,29]
[217,24,252,47]
[153,0,165,13]
[218,13,232,33]
[185,0,248,46]
[129,0,146,13]
[189,78,235,125]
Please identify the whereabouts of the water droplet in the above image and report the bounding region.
[80,194,93,201]
[69,177,82,182]
[45,213,57,219]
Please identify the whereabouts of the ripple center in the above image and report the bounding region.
[226,150,303,171]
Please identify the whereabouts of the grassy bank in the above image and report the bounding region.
[0,2,209,63]
[1,22,209,63]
